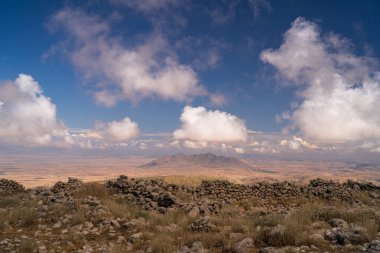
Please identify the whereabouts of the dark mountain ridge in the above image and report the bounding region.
[140,153,252,170]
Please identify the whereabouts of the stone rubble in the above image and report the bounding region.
[0,176,379,252]
[175,241,209,253]
[194,178,378,204]
[325,218,370,245]
[0,178,25,196]
[106,175,182,213]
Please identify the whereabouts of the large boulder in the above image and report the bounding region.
[234,238,254,253]
[367,240,380,253]
[157,193,176,208]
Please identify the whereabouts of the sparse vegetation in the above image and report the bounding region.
[144,175,231,187]
[0,176,379,252]
[73,182,110,200]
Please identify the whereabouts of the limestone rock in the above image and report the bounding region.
[234,238,254,253]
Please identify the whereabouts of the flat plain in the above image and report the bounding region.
[1,154,379,187]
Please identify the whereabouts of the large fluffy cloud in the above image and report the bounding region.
[261,17,380,142]
[0,74,70,146]
[173,106,248,143]
[279,136,318,151]
[0,74,140,147]
[50,8,206,106]
[92,118,140,141]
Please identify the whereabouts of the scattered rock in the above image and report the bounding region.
[234,238,254,253]
[269,225,286,238]
[329,218,348,229]
[129,232,143,243]
[38,245,48,253]
[175,241,208,253]
[368,240,380,252]
[325,219,370,245]
[189,217,217,232]
[258,247,277,253]
[188,206,200,217]
[106,176,180,213]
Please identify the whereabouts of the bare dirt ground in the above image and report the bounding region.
[242,160,380,184]
[1,154,379,187]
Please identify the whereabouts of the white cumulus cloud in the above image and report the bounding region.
[279,136,318,151]
[174,106,248,143]
[50,8,206,106]
[0,74,70,146]
[261,17,380,142]
[92,117,140,141]
[0,74,140,148]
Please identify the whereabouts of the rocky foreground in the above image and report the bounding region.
[0,176,380,253]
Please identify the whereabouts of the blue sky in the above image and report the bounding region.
[1,0,380,161]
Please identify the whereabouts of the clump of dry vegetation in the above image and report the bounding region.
[144,175,232,187]
[74,182,110,200]
[0,193,38,230]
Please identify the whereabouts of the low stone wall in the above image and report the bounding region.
[0,178,25,196]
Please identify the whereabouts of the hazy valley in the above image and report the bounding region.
[1,153,380,188]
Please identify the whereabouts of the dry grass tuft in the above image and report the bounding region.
[143,175,228,187]
[49,202,73,219]
[149,209,190,227]
[71,209,86,225]
[109,244,131,253]
[74,182,110,200]
[0,195,23,208]
[15,207,38,227]
[18,239,37,253]
[148,233,178,253]
[254,213,284,228]
[104,196,149,220]
[0,207,38,228]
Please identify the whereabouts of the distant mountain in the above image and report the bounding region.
[140,153,253,170]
